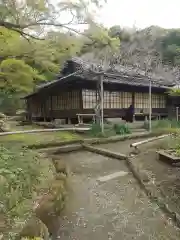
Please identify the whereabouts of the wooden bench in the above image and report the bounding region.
[134,113,161,121]
[76,113,96,125]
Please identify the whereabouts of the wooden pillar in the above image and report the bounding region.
[95,78,101,124]
[50,95,53,121]
[100,74,104,133]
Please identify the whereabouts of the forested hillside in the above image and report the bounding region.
[1,0,180,114]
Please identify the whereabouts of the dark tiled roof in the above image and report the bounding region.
[71,56,175,87]
[23,56,175,98]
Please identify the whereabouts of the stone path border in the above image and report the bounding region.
[83,144,127,160]
[126,156,180,229]
[31,131,160,149]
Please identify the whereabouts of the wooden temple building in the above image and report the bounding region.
[23,56,177,123]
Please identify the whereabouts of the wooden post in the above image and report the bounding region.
[176,107,179,121]
[149,77,152,132]
[100,74,104,134]
[95,77,101,125]
[50,95,53,121]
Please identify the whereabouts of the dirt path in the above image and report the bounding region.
[98,137,166,155]
[52,146,180,239]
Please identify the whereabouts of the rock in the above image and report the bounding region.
[19,216,49,240]
[130,147,140,155]
[0,113,6,120]
[0,120,10,132]
[53,160,69,175]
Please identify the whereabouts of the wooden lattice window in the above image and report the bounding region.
[109,92,123,108]
[103,91,110,108]
[141,93,149,113]
[71,90,80,109]
[135,92,144,109]
[159,95,166,108]
[135,92,166,110]
[82,89,97,109]
[122,92,132,108]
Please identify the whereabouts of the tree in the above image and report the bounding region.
[160,30,180,66]
[0,26,83,113]
[80,24,120,64]
[109,25,131,42]
[0,0,106,39]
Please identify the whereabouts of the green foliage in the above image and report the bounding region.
[89,123,104,137]
[81,24,120,56]
[0,26,81,91]
[0,130,81,147]
[149,119,180,135]
[168,87,180,96]
[0,145,54,238]
[0,26,82,112]
[113,123,131,135]
[153,119,180,129]
[89,122,131,137]
[0,58,44,92]
[160,30,180,65]
[109,25,131,42]
[0,92,24,115]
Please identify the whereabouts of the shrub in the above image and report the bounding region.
[88,123,105,137]
[89,123,131,137]
[149,119,180,134]
[113,123,131,135]
[0,145,55,239]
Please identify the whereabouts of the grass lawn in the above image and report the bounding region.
[0,121,82,147]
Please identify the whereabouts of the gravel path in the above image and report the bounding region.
[52,148,180,240]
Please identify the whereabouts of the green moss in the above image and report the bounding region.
[0,131,81,147]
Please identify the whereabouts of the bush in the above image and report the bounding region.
[150,119,180,134]
[0,145,55,239]
[88,123,114,137]
[113,123,131,135]
[89,123,104,137]
[89,123,131,137]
